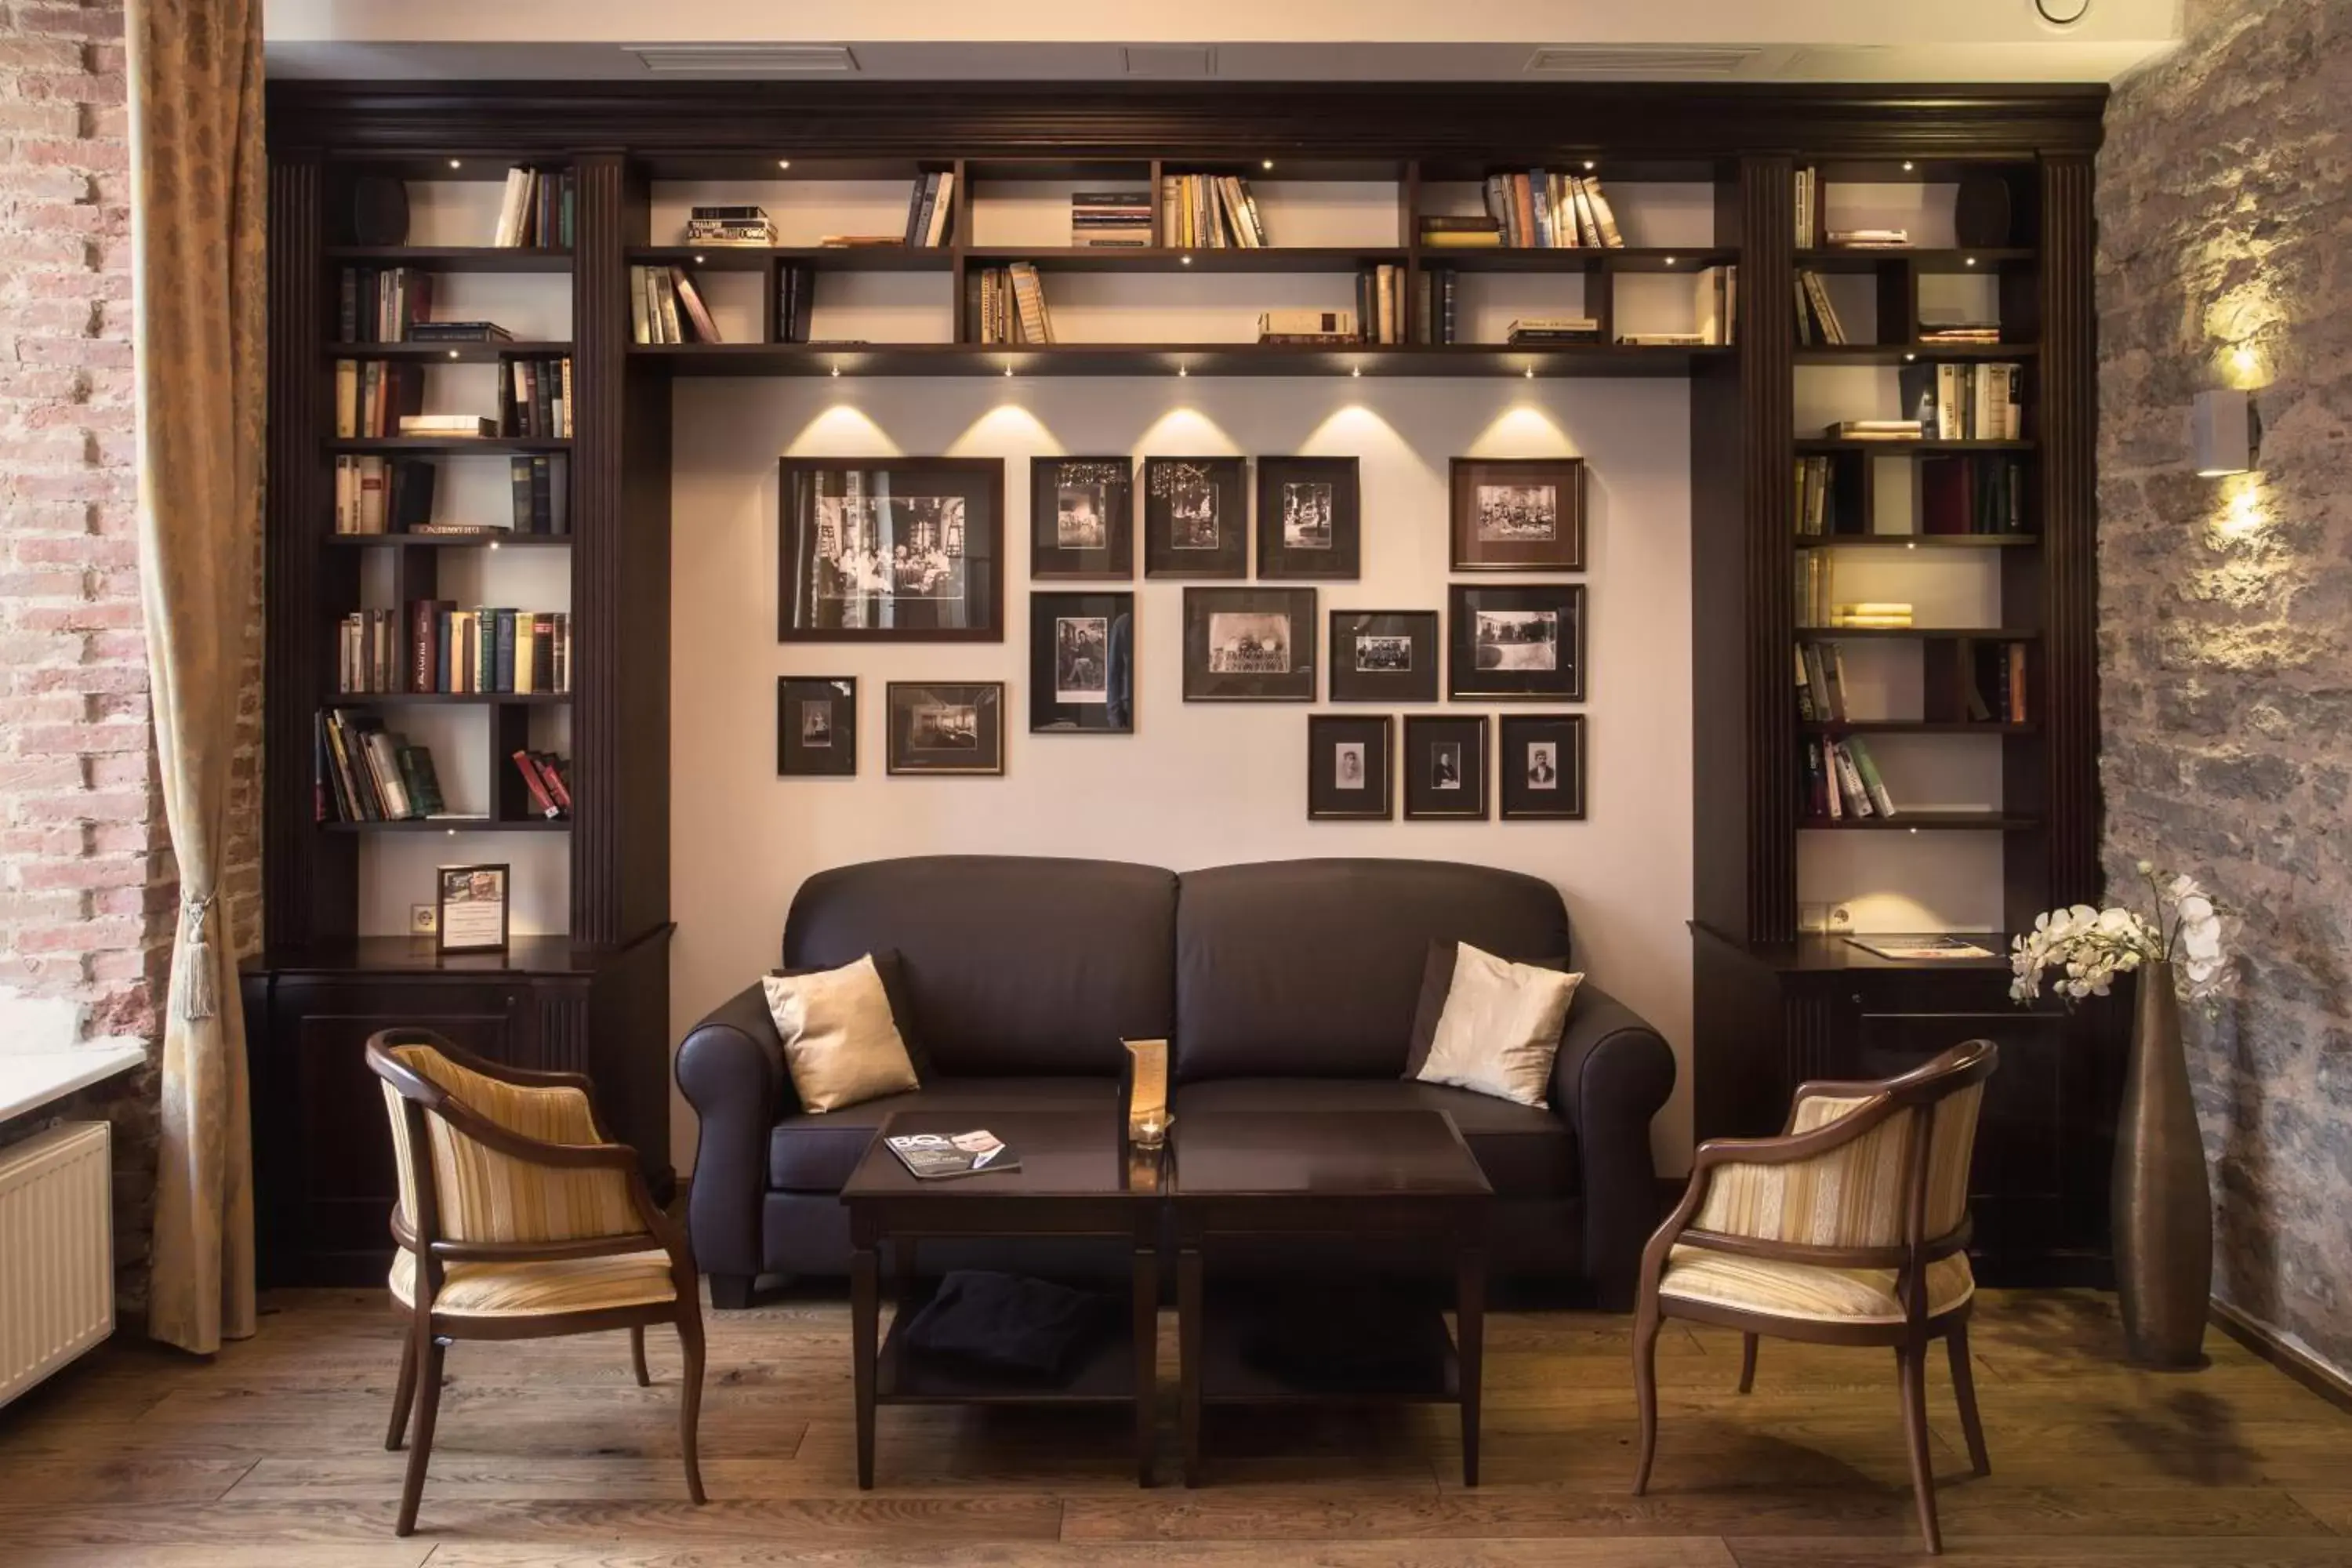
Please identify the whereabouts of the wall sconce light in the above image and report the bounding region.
[2191,387,2259,477]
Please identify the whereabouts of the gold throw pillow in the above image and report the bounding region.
[1413,942,1584,1109]
[762,955,920,1113]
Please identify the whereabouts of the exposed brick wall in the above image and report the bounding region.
[2099,0,2352,1377]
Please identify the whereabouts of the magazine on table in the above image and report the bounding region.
[884,1129,1020,1180]
[1843,935,1998,961]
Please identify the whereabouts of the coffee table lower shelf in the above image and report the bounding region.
[1195,1301,1461,1406]
[877,1293,1138,1406]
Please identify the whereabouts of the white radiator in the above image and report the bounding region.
[0,1121,114,1407]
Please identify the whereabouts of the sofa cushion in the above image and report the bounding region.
[768,1076,1117,1192]
[1171,1077,1578,1199]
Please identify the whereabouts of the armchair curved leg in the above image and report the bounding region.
[1631,1298,1663,1496]
[1895,1344,1942,1555]
[1946,1322,1991,1477]
[386,1330,419,1452]
[1737,1331,1759,1395]
[395,1337,447,1538]
[630,1324,652,1387]
[677,1306,709,1505]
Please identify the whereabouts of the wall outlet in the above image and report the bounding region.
[1798,902,1831,933]
[409,903,439,936]
[1826,902,1854,931]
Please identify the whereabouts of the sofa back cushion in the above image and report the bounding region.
[1174,858,1571,1082]
[782,855,1178,1076]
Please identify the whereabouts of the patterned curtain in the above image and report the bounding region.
[129,0,265,1354]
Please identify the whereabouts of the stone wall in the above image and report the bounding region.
[2098,0,2352,1377]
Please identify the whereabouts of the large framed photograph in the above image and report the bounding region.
[1031,456,1133,580]
[1308,714,1393,821]
[1329,609,1439,704]
[1499,713,1586,820]
[435,862,510,954]
[1256,456,1361,580]
[778,676,857,776]
[885,682,1005,775]
[1030,591,1134,734]
[779,458,1003,641]
[1448,583,1586,701]
[1450,457,1587,572]
[1143,456,1247,579]
[1405,714,1490,822]
[1182,586,1317,702]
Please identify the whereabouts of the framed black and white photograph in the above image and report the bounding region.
[1499,713,1586,819]
[777,676,857,776]
[1030,456,1134,580]
[1450,457,1586,572]
[779,458,1004,641]
[1030,591,1134,734]
[885,681,1005,775]
[1143,456,1247,579]
[1448,583,1586,701]
[1181,586,1317,702]
[1307,714,1393,821]
[435,862,510,954]
[1328,609,1439,703]
[1405,714,1490,821]
[1255,456,1361,580]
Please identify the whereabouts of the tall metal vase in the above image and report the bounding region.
[2112,961,2213,1367]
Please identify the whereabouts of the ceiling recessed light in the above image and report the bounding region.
[1004,366,1014,377]
[448,158,463,169]
[1524,367,1535,378]
[1350,366,1361,377]
[1583,160,1595,172]
[1664,256,1676,266]
[1178,365,1189,377]
[830,365,840,377]
[488,540,500,550]
[1965,256,1978,267]
[448,350,459,359]
[693,254,705,263]
[1902,161,1915,172]
[1904,352,1917,362]
[1907,541,1917,550]
[778,159,791,169]
[1262,159,1274,170]
[1181,254,1192,265]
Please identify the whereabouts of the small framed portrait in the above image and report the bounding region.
[1030,456,1134,580]
[1182,586,1317,702]
[435,862,510,954]
[1030,591,1134,734]
[778,676,857,776]
[1500,714,1586,820]
[779,458,1004,641]
[1450,457,1587,572]
[1143,456,1247,579]
[1405,714,1490,821]
[1255,456,1361,580]
[885,682,1005,775]
[1328,609,1439,704]
[1449,583,1586,701]
[1308,713,1393,821]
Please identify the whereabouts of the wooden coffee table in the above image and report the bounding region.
[1169,1109,1494,1487]
[840,1109,1163,1488]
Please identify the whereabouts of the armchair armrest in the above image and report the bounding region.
[1548,981,1675,1311]
[675,982,797,1282]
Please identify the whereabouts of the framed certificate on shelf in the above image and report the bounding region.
[435,863,510,954]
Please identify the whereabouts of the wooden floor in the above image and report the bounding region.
[3,1287,2350,1566]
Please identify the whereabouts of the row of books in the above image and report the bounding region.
[1897,362,2025,441]
[498,356,573,440]
[1795,454,1850,536]
[1923,455,2029,535]
[1071,189,1152,249]
[332,455,566,537]
[1796,640,2033,727]
[1795,641,1854,721]
[974,263,1051,344]
[1806,736,1899,820]
[338,604,573,696]
[1255,308,1356,346]
[338,268,431,344]
[336,359,422,438]
[1828,601,1914,630]
[684,204,774,246]
[492,167,574,249]
[1791,168,1911,250]
[1163,174,1269,249]
[512,750,574,820]
[1358,265,1408,345]
[775,265,817,343]
[1437,172,1624,249]
[317,710,446,824]
[1826,419,1926,441]
[1793,269,1848,345]
[631,265,720,344]
[902,171,956,248]
[1920,322,2002,345]
[1507,316,1599,346]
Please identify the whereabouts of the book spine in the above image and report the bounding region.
[494,608,516,694]
[539,751,573,813]
[514,750,559,818]
[1848,739,1898,818]
[531,455,551,533]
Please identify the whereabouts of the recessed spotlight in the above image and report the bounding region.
[1523,367,1534,379]
[1351,366,1361,377]
[778,159,791,170]
[1177,365,1189,377]
[1181,255,1192,265]
[1004,366,1014,377]
[829,365,840,377]
[448,158,463,169]
[1902,161,1915,172]
[1906,541,1917,550]
[693,254,705,264]
[448,350,459,359]
[1904,352,1918,362]
[1582,160,1595,172]
[488,540,500,550]
[1664,256,1676,266]
[447,828,457,837]
[1262,159,1274,170]
[1965,256,1978,267]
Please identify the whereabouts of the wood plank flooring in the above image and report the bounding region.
[2,1287,2348,1566]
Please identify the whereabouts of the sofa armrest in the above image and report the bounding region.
[675,982,797,1282]
[1549,981,1676,1311]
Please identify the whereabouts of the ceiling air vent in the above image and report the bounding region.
[623,44,860,75]
[1523,45,1763,77]
[1122,45,1217,78]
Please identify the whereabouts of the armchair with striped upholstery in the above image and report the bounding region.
[1631,1039,1997,1554]
[368,1029,707,1537]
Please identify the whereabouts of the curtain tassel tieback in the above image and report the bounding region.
[178,892,219,1021]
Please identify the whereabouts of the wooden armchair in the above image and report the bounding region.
[367,1029,706,1537]
[1632,1039,1997,1554]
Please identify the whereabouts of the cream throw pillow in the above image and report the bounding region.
[763,955,920,1113]
[1414,942,1584,1109]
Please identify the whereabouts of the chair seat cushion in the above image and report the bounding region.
[1658,1245,1975,1324]
[1171,1077,1577,1199]
[390,1247,677,1318]
[768,1076,1117,1192]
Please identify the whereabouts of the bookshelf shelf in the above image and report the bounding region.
[325,693,572,706]
[328,437,573,454]
[630,245,951,274]
[625,342,1729,379]
[1795,626,2042,641]
[1795,344,2038,365]
[1797,811,2042,832]
[1411,245,1737,274]
[1799,720,2039,735]
[1795,247,2034,274]
[1794,532,2038,550]
[1796,438,2036,455]
[326,341,573,362]
[964,245,1405,274]
[323,534,572,550]
[321,817,571,833]
[325,245,573,274]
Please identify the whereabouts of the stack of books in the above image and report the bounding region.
[1357,264,1406,343]
[1795,641,1853,721]
[1508,316,1601,346]
[1161,173,1268,249]
[1898,362,2025,441]
[399,413,495,438]
[1257,308,1356,347]
[492,167,573,249]
[317,710,447,824]
[1476,172,1624,248]
[506,454,568,535]
[1831,601,1915,629]
[333,358,422,437]
[497,357,573,438]
[336,267,434,343]
[1827,228,1910,249]
[630,265,720,344]
[1794,270,1848,344]
[1795,454,1846,535]
[512,750,574,819]
[1920,321,2003,346]
[975,263,1052,343]
[405,321,512,344]
[1806,735,1898,820]
[1796,551,1835,626]
[684,205,774,246]
[333,455,433,535]
[1618,332,1709,347]
[1418,216,1501,250]
[1827,419,1924,441]
[1070,190,1152,249]
[339,602,573,697]
[901,171,956,248]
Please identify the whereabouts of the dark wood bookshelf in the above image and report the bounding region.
[1796,437,2037,454]
[321,816,570,833]
[324,340,572,361]
[327,436,572,454]
[1794,532,2038,550]
[324,691,571,704]
[626,342,1730,379]
[1795,343,2039,365]
[1794,626,2042,641]
[322,533,571,550]
[1798,720,2038,735]
[325,245,573,274]
[1411,245,1737,274]
[629,244,951,274]
[1797,811,2041,832]
[1795,246,2035,274]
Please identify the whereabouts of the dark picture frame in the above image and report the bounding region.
[434,862,510,954]
[1029,456,1134,580]
[1450,456,1587,572]
[1255,456,1361,580]
[1448,583,1586,701]
[777,676,857,776]
[779,457,1004,641]
[1181,586,1318,702]
[1308,713,1393,821]
[1030,591,1134,734]
[1143,456,1247,579]
[1328,609,1440,704]
[1499,713,1587,820]
[884,681,1005,775]
[1405,714,1490,821]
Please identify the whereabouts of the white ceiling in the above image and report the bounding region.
[264,0,2183,83]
